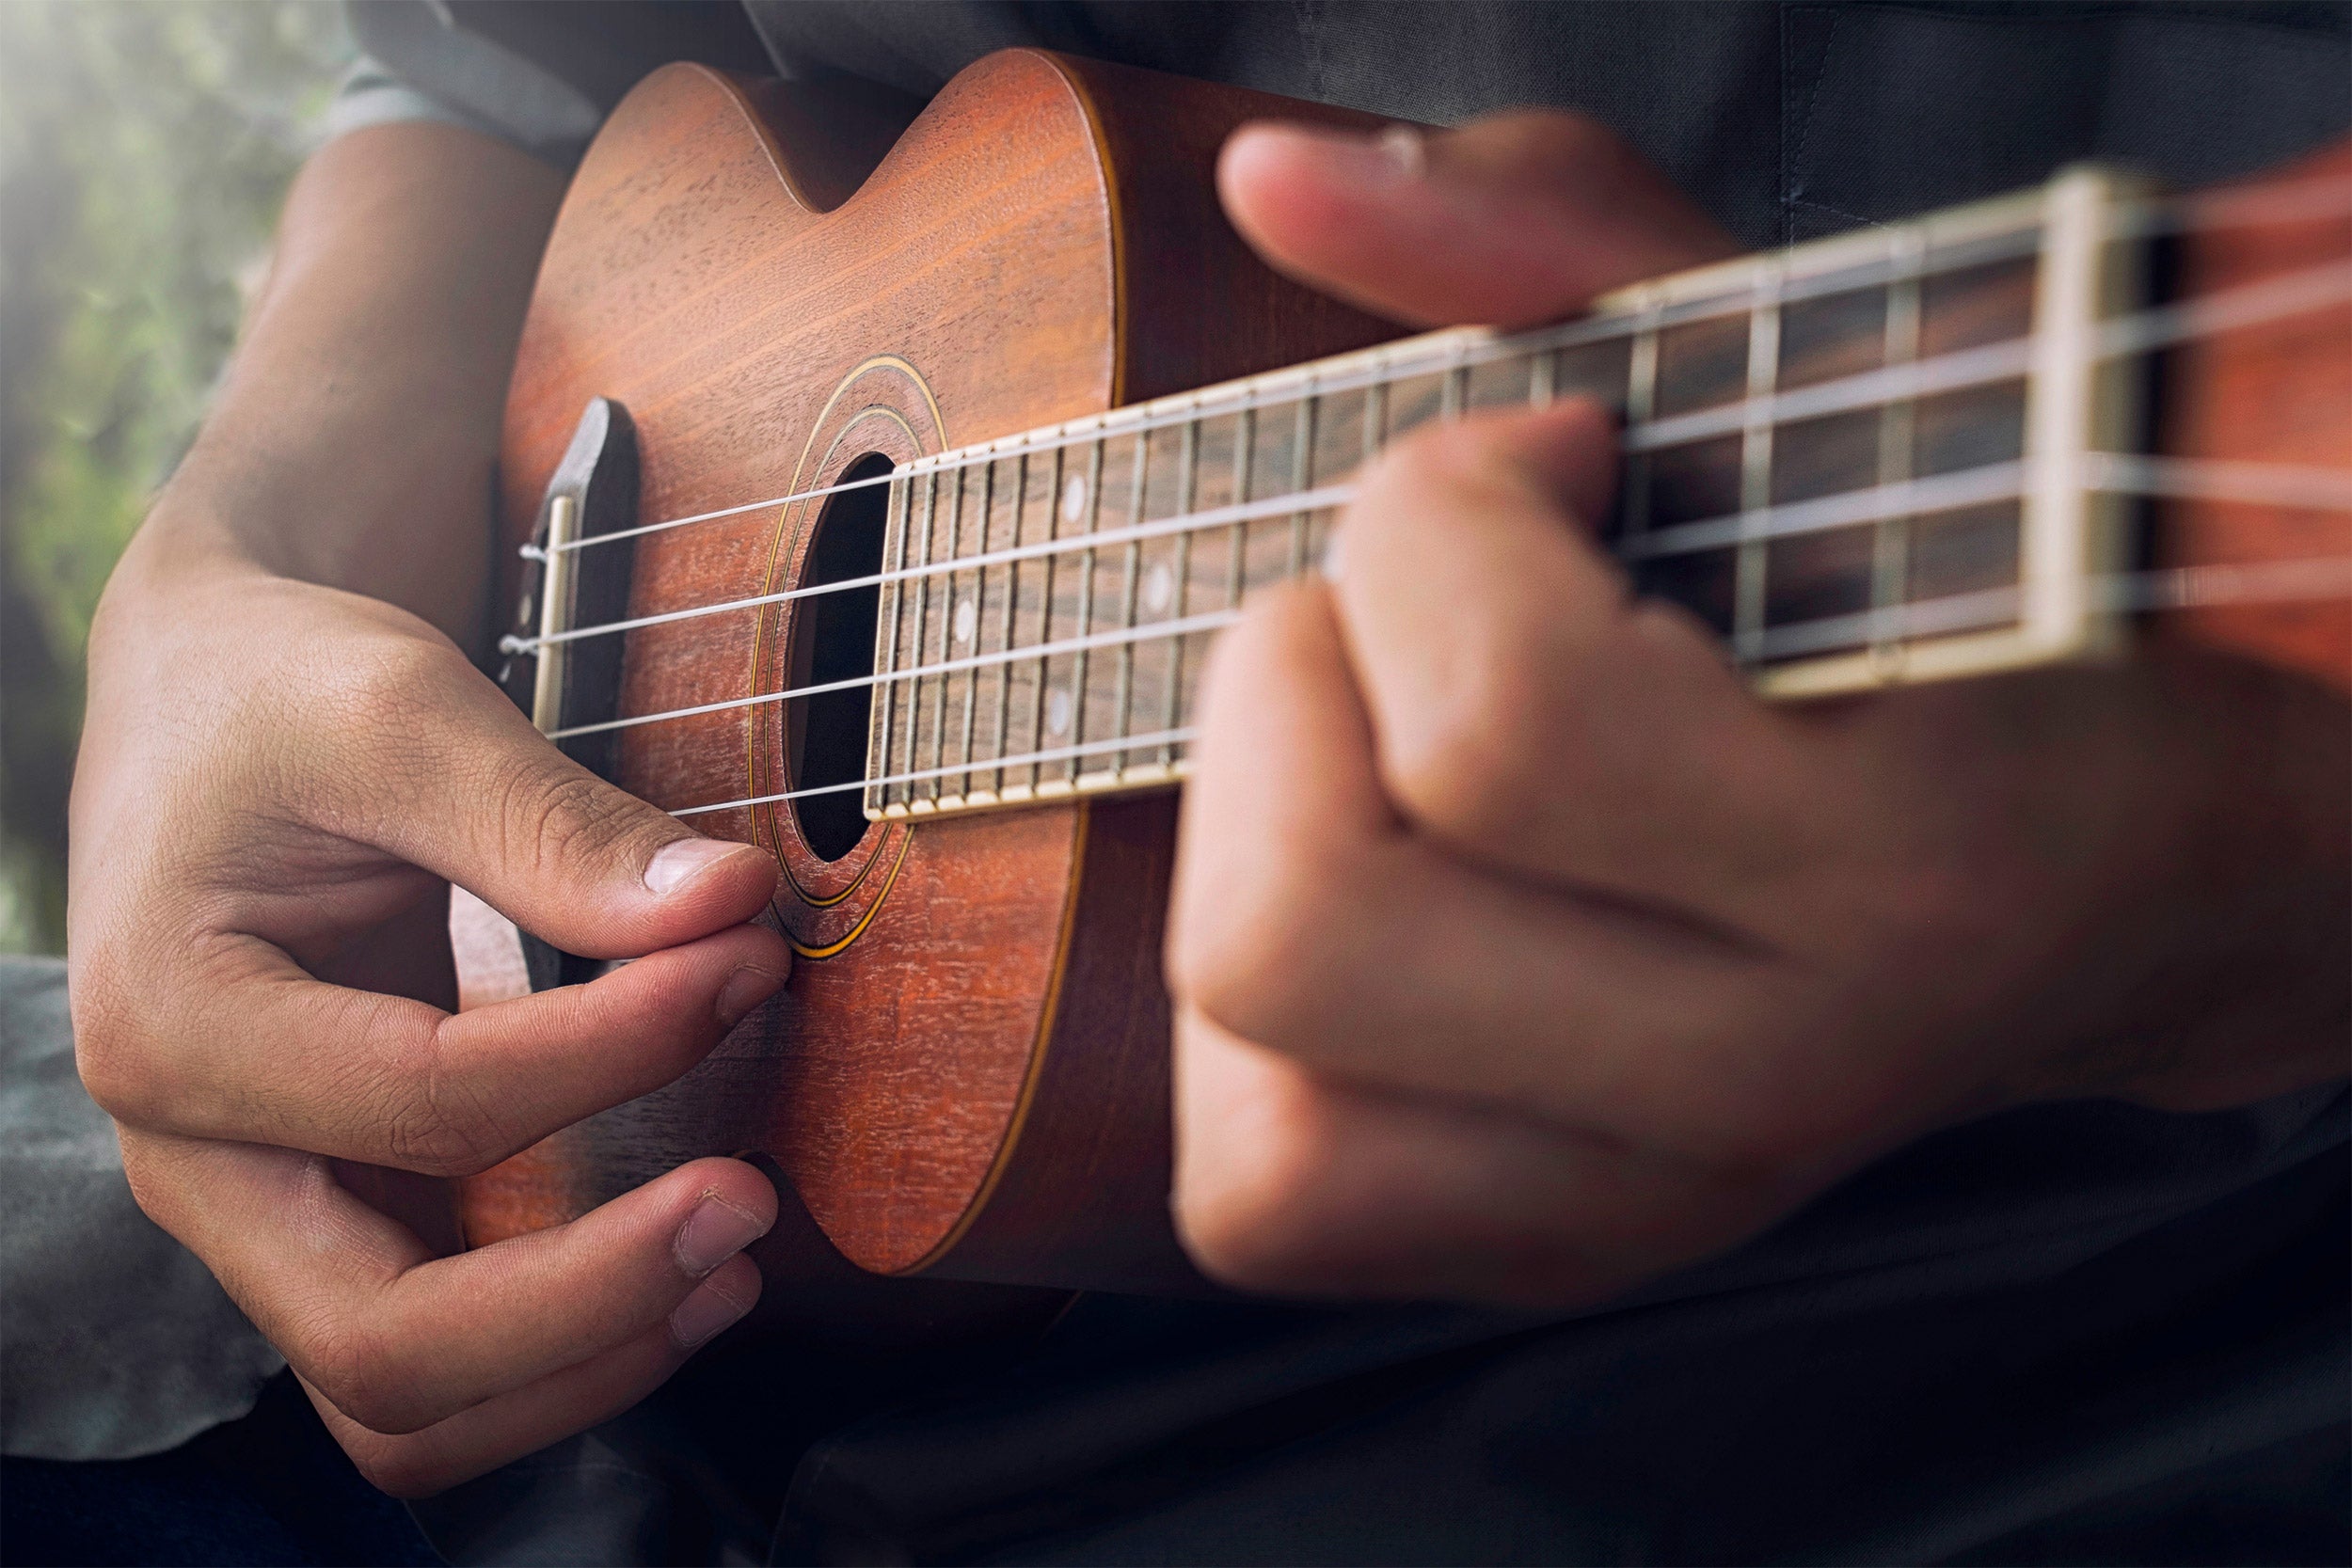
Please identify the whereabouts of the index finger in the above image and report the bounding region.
[80,919,788,1176]
[1327,404,1858,931]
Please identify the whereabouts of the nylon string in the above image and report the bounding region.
[551,448,2349,746]
[531,176,2350,562]
[668,553,2352,821]
[504,256,2352,660]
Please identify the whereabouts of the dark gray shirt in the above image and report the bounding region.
[24,4,2338,1561]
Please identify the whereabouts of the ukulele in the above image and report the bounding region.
[452,49,2351,1302]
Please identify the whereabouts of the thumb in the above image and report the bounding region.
[1217,111,1738,330]
[352,667,779,960]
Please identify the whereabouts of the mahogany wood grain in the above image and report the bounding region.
[465,53,1403,1291]
[462,49,2349,1310]
[2157,140,2352,693]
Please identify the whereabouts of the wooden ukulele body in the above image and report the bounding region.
[459,49,2350,1308]
[462,53,1397,1291]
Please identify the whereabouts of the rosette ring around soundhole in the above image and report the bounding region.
[748,357,946,956]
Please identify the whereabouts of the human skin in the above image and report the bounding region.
[70,122,793,1495]
[1166,116,2351,1305]
[68,106,2346,1497]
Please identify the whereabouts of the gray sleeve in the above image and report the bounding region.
[332,0,778,169]
[326,23,602,167]
[0,957,284,1462]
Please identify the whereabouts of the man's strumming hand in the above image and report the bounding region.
[69,122,791,1495]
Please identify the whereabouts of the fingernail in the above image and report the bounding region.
[1248,122,1423,187]
[674,1192,770,1276]
[1319,527,1346,582]
[715,963,787,1026]
[669,1274,754,1349]
[1375,124,1426,179]
[644,836,742,896]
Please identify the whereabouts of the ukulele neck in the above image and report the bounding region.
[861,161,2351,824]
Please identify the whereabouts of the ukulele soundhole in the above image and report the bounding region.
[787,451,893,862]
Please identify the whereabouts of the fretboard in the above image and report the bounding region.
[858,166,2309,823]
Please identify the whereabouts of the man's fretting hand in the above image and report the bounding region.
[1166,114,2350,1305]
[68,123,791,1496]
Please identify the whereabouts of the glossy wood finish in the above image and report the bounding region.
[465,53,1396,1287]
[464,50,2348,1300]
[2156,140,2352,692]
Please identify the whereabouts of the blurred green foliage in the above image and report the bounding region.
[1,0,350,952]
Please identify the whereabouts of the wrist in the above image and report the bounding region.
[120,440,495,657]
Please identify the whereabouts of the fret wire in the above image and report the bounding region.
[956,459,993,800]
[1112,430,1149,772]
[516,258,2352,752]
[1732,269,1783,663]
[685,548,2352,821]
[900,469,939,802]
[928,465,965,803]
[1440,360,1468,419]
[1025,446,1062,795]
[1159,417,1200,764]
[518,331,2037,657]
[1621,295,1663,537]
[554,456,2349,746]
[867,477,907,811]
[1530,347,1557,409]
[892,220,2048,483]
[739,596,1215,698]
[1226,406,1255,610]
[1870,234,1926,665]
[680,725,1203,818]
[550,217,2067,564]
[1362,377,1389,457]
[515,257,2352,660]
[1289,393,1320,578]
[986,452,1026,795]
[1066,439,1104,784]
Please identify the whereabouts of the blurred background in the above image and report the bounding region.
[2,0,350,953]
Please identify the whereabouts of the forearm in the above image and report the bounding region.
[120,121,564,651]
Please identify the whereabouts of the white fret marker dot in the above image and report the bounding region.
[1143,562,1175,615]
[1060,473,1088,525]
[952,595,977,645]
[1046,686,1073,736]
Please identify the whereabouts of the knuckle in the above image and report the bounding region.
[345,1440,447,1499]
[379,1104,492,1180]
[376,1025,515,1179]
[1175,1085,1344,1292]
[1383,638,1556,845]
[299,1320,430,1436]
[115,1144,179,1230]
[69,961,167,1127]
[71,1018,141,1123]
[328,634,452,737]
[1168,842,1353,1053]
[490,755,642,882]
